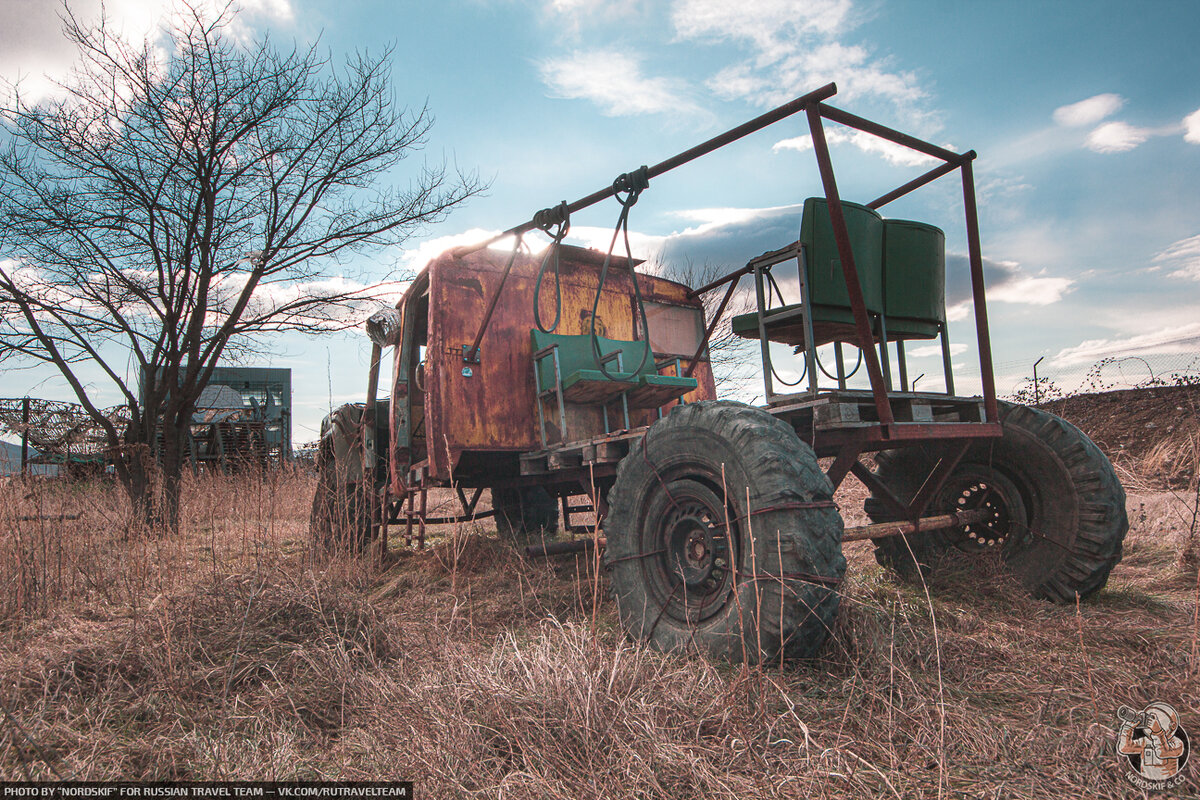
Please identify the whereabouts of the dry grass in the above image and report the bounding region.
[0,447,1197,797]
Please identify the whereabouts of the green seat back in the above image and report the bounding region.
[799,197,885,315]
[883,219,946,324]
[531,330,650,389]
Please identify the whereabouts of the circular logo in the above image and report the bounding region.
[1117,702,1190,791]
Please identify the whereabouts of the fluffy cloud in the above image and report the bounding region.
[1184,108,1200,144]
[1152,233,1200,280]
[542,0,645,35]
[1052,94,1200,154]
[944,254,1072,310]
[672,0,854,59]
[0,0,294,104]
[1053,322,1200,366]
[672,0,932,131]
[774,128,939,168]
[539,50,702,116]
[1052,93,1124,127]
[1084,121,1152,153]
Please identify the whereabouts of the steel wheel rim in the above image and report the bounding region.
[938,468,1027,554]
[641,479,738,625]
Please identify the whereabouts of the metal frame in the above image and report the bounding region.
[361,82,1009,552]
[684,99,997,433]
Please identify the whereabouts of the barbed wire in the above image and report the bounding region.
[997,352,1200,403]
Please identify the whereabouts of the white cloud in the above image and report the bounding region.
[541,0,646,37]
[562,226,669,261]
[0,0,294,104]
[1084,121,1152,153]
[674,0,933,132]
[943,254,1073,316]
[1184,108,1200,144]
[540,50,701,116]
[672,0,853,60]
[1053,322,1200,367]
[397,228,539,272]
[1152,233,1200,280]
[986,274,1074,305]
[1052,93,1124,127]
[774,128,939,167]
[909,342,967,358]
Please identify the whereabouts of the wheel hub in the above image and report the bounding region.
[668,517,719,587]
[642,479,737,624]
[947,477,1018,552]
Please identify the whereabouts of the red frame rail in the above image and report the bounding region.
[456,82,998,432]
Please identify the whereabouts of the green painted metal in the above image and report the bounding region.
[883,219,946,338]
[530,330,696,405]
[799,197,885,315]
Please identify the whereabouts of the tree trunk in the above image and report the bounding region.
[120,448,158,533]
[157,413,188,535]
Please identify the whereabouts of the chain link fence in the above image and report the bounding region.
[953,352,1200,403]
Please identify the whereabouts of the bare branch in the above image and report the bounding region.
[0,1,482,529]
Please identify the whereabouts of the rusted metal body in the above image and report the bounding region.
[385,245,714,500]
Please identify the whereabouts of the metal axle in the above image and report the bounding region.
[524,507,990,558]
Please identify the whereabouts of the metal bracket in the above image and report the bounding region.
[459,344,481,364]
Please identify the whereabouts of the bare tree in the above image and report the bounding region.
[0,3,481,529]
[656,259,757,393]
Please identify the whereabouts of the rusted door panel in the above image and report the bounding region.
[422,246,716,481]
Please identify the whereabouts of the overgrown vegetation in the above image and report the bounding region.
[0,391,1197,796]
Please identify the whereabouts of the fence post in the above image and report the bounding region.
[20,396,30,475]
[1033,356,1045,405]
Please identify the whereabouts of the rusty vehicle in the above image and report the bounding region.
[312,83,1128,664]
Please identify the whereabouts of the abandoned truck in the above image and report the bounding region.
[311,83,1128,664]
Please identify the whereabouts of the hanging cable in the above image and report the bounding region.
[767,263,864,384]
[532,201,570,333]
[770,356,807,387]
[590,166,652,381]
[817,346,863,381]
[465,231,524,363]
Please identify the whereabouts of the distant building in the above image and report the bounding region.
[202,366,293,460]
[0,440,59,477]
[141,365,293,466]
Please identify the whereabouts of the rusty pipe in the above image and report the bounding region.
[841,508,990,542]
[525,507,990,558]
[454,83,839,258]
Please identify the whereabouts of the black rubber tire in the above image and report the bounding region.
[493,486,560,539]
[867,401,1127,602]
[309,444,374,553]
[603,401,845,663]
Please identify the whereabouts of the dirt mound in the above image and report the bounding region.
[1040,384,1199,485]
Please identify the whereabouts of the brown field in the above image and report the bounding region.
[0,388,1197,797]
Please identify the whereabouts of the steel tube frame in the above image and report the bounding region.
[805,105,896,427]
[456,83,839,260]
[455,80,1000,457]
[524,507,991,558]
[684,99,997,428]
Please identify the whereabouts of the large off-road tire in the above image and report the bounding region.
[604,401,846,663]
[309,442,375,553]
[493,486,560,539]
[867,402,1127,601]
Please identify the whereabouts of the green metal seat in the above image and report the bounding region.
[531,330,697,445]
[731,197,885,348]
[881,219,946,341]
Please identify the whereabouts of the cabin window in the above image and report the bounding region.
[639,301,706,358]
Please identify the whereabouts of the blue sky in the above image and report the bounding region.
[2,0,1199,445]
